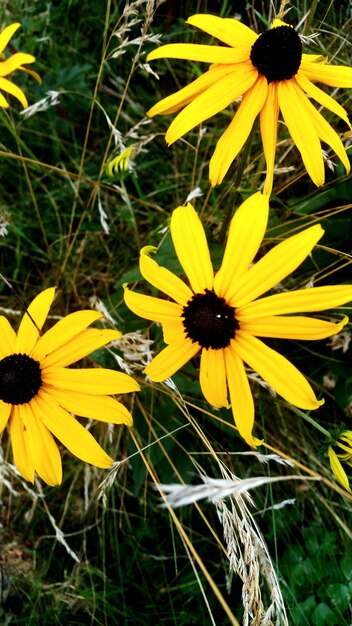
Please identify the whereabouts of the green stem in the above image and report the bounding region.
[292,406,331,439]
[304,0,319,35]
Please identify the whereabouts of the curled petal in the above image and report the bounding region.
[328,447,351,492]
[140,248,192,305]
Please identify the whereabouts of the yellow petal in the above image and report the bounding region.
[296,71,351,129]
[234,330,322,410]
[260,83,279,195]
[165,63,257,145]
[302,94,350,173]
[140,248,192,305]
[0,92,9,107]
[10,406,35,483]
[278,79,325,187]
[214,192,269,300]
[144,338,200,382]
[239,285,352,318]
[301,54,328,65]
[171,203,213,293]
[0,23,21,53]
[231,224,324,307]
[224,343,256,446]
[124,286,183,322]
[0,401,11,433]
[21,402,62,486]
[199,348,229,408]
[239,314,348,340]
[34,392,112,468]
[41,328,121,368]
[299,62,352,88]
[147,43,251,64]
[42,367,140,395]
[0,52,35,77]
[0,315,17,357]
[162,319,186,345]
[187,14,258,47]
[31,310,104,360]
[47,387,134,427]
[210,75,267,185]
[328,447,351,492]
[147,64,234,117]
[0,76,28,107]
[15,287,56,354]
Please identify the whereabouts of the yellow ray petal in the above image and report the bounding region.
[124,286,182,322]
[42,367,140,395]
[199,348,228,408]
[140,248,192,305]
[0,92,9,107]
[302,95,350,173]
[0,23,21,53]
[34,392,112,468]
[171,203,213,294]
[239,314,348,340]
[0,401,11,433]
[328,447,351,492]
[296,71,351,129]
[144,338,200,382]
[0,76,27,107]
[260,83,279,195]
[214,192,269,300]
[15,287,56,354]
[210,75,268,185]
[0,52,35,78]
[234,331,322,410]
[230,224,324,308]
[40,328,121,368]
[147,64,234,116]
[162,319,186,345]
[0,315,17,357]
[239,285,352,318]
[187,14,258,47]
[147,43,251,64]
[48,387,134,427]
[278,79,325,187]
[21,403,62,486]
[225,343,256,446]
[10,406,35,483]
[299,62,352,88]
[165,63,257,145]
[31,310,105,360]
[301,54,327,65]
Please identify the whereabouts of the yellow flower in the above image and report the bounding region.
[0,23,37,108]
[124,192,352,446]
[0,288,140,485]
[147,14,352,193]
[328,431,352,492]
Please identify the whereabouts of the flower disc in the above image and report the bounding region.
[250,25,302,82]
[182,289,238,350]
[0,353,42,404]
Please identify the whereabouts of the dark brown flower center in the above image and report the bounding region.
[0,353,42,405]
[250,25,302,82]
[182,289,238,350]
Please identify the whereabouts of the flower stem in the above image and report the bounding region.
[292,406,331,439]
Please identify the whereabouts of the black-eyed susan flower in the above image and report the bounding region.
[124,192,352,446]
[146,14,352,193]
[0,288,140,486]
[0,22,37,108]
[328,430,352,492]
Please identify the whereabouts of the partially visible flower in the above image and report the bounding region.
[147,14,352,193]
[124,192,352,446]
[0,288,140,485]
[0,23,37,108]
[106,146,133,178]
[328,430,352,492]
